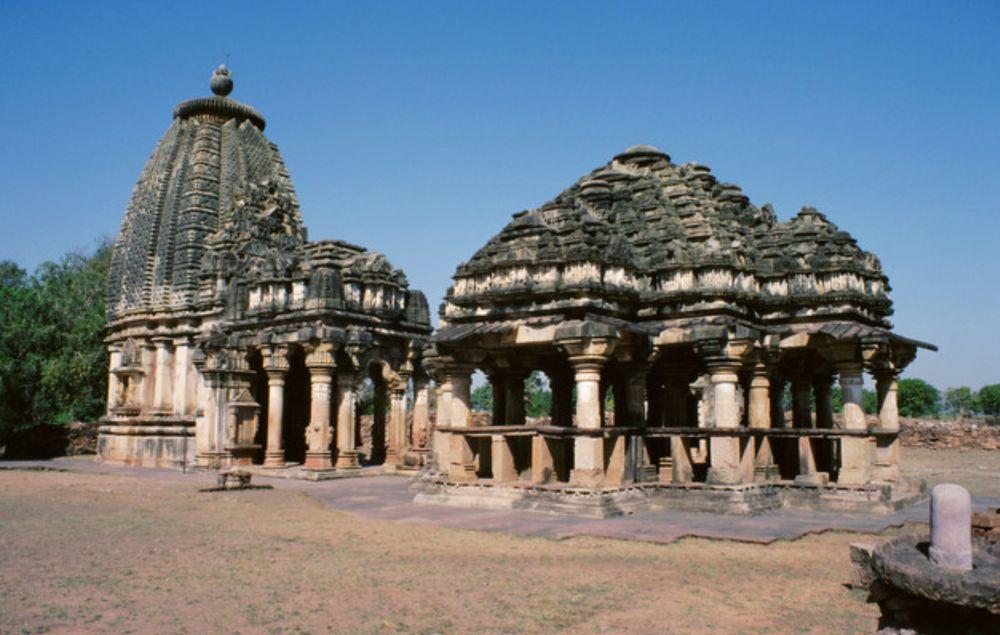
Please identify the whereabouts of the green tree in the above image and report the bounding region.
[897,378,940,418]
[0,242,111,446]
[944,386,980,419]
[525,371,552,418]
[470,382,492,413]
[979,384,1000,417]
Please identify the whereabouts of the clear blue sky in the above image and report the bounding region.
[1,1,997,389]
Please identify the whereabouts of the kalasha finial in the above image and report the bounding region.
[210,64,233,97]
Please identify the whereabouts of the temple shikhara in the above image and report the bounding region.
[100,68,934,515]
[100,66,433,473]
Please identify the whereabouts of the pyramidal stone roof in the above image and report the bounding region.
[107,66,430,329]
[443,145,891,327]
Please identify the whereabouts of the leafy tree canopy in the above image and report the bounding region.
[897,378,940,418]
[0,241,111,441]
[979,384,1000,417]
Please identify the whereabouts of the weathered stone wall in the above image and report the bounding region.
[899,418,1000,450]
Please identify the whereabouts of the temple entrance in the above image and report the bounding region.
[282,347,310,465]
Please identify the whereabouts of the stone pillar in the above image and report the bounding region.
[569,357,605,487]
[152,338,174,414]
[875,369,901,482]
[263,370,286,467]
[837,362,869,484]
[141,343,157,410]
[504,371,527,427]
[748,363,777,481]
[304,344,336,470]
[531,435,555,484]
[706,360,744,485]
[335,372,360,469]
[386,380,408,466]
[106,346,122,414]
[447,367,476,481]
[490,372,506,426]
[491,435,516,482]
[171,339,192,416]
[411,375,431,450]
[432,379,452,471]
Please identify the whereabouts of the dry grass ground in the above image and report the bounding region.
[0,447,996,635]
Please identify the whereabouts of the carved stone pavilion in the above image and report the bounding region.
[419,144,935,516]
[99,66,433,473]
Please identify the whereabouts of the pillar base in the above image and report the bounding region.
[263,451,286,468]
[569,468,604,488]
[754,464,781,482]
[706,465,742,485]
[334,449,360,469]
[838,467,869,485]
[449,462,477,482]
[795,472,830,486]
[304,451,333,470]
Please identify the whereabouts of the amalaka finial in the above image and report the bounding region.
[211,64,233,97]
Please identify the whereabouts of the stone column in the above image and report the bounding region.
[569,357,606,487]
[263,370,286,467]
[490,372,506,426]
[491,435,516,482]
[748,362,777,481]
[171,339,191,416]
[152,338,174,414]
[106,346,122,414]
[304,345,336,470]
[432,379,452,471]
[335,372,360,469]
[141,343,157,411]
[706,359,744,485]
[837,362,869,484]
[504,371,527,427]
[386,380,408,466]
[448,367,476,481]
[411,375,431,450]
[875,368,900,482]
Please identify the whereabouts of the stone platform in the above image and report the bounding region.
[5,457,1000,545]
[413,476,927,519]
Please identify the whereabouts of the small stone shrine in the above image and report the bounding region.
[99,67,433,472]
[420,144,934,515]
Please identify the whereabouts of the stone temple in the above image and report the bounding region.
[101,68,934,516]
[99,66,433,472]
[419,144,934,515]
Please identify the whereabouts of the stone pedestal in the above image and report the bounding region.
[335,372,360,470]
[706,362,743,485]
[838,363,869,484]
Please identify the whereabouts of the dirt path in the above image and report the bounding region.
[0,469,880,634]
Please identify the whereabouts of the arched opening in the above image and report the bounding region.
[282,346,310,465]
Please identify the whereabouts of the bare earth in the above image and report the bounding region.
[1,448,997,634]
